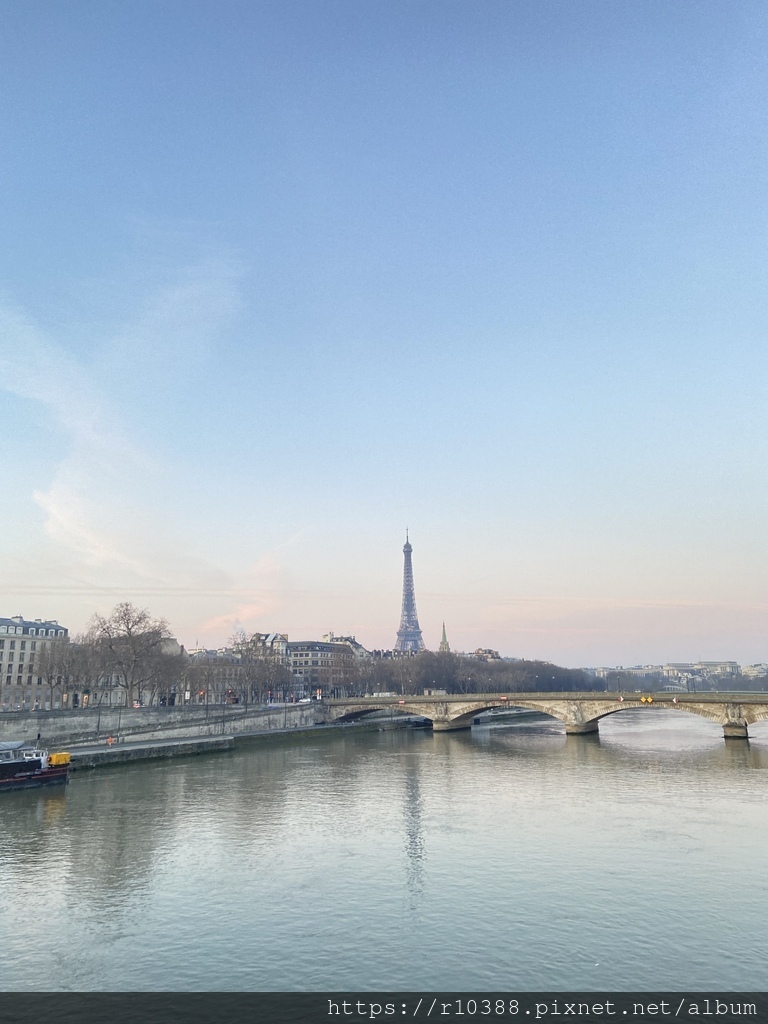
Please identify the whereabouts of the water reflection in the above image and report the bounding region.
[401,757,425,905]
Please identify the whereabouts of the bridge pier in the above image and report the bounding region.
[723,722,749,740]
[432,720,471,732]
[564,720,600,735]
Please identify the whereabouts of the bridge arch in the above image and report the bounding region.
[332,704,426,724]
[583,703,725,727]
[450,702,563,731]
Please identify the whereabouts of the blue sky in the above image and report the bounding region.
[2,1,767,665]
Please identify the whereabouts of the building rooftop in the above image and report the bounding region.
[0,616,68,636]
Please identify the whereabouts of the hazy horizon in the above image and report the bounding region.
[2,2,767,667]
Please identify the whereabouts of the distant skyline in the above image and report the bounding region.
[2,1,768,666]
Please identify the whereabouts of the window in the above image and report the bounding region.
[29,628,35,636]
[31,642,36,651]
[9,641,15,650]
[20,641,26,650]
[0,640,4,649]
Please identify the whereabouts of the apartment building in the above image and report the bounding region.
[0,615,69,711]
[288,640,355,696]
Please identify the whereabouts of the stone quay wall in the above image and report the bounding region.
[0,703,320,747]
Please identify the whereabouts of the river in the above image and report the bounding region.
[1,710,767,991]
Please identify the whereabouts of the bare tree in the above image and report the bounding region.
[37,637,70,709]
[90,603,172,707]
[185,658,238,705]
[392,655,418,695]
[413,651,459,693]
[57,633,104,705]
[228,630,291,704]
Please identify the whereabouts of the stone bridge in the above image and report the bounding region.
[320,692,768,739]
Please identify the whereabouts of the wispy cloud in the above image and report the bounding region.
[0,259,274,640]
[1,298,163,569]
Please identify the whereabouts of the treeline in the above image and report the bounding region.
[602,670,768,693]
[356,651,591,696]
[709,674,768,693]
[39,604,294,708]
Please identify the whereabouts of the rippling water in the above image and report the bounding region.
[1,711,767,991]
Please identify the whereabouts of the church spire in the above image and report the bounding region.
[438,622,450,654]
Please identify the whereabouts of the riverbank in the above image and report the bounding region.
[0,702,320,747]
[66,719,415,770]
[68,734,236,768]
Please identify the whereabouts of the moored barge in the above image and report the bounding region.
[0,742,70,791]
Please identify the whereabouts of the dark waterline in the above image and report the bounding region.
[1,711,767,992]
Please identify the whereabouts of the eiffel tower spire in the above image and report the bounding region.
[395,532,425,652]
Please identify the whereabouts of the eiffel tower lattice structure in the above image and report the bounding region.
[394,531,425,653]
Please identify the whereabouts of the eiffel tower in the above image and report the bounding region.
[394,531,425,652]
